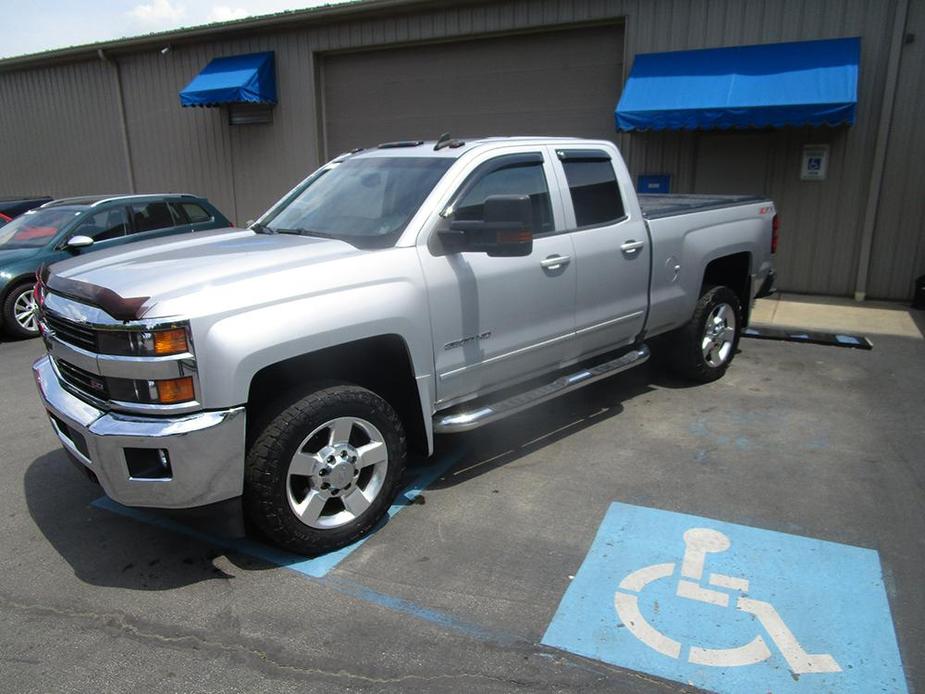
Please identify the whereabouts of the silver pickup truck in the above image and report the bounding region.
[32,136,776,554]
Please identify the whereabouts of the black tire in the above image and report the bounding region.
[2,282,40,339]
[667,285,742,383]
[243,383,407,555]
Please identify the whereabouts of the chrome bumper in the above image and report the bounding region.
[33,355,245,509]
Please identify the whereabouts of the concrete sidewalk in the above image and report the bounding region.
[751,293,924,339]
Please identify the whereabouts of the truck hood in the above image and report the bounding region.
[46,229,369,319]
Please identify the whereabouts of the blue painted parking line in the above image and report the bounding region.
[92,447,463,578]
[542,502,907,694]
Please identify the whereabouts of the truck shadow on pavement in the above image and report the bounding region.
[429,361,659,488]
[23,451,280,590]
[23,359,668,591]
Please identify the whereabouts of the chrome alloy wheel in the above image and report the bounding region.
[702,302,736,368]
[13,288,38,333]
[286,416,389,529]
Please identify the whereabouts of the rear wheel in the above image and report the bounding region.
[3,283,39,339]
[243,384,407,555]
[668,285,742,383]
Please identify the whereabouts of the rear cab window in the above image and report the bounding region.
[557,150,626,228]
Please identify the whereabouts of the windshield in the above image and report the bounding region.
[0,208,80,249]
[264,157,454,247]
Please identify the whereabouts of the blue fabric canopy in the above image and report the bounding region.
[615,37,859,131]
[180,52,277,107]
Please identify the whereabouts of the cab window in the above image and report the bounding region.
[453,155,554,235]
[558,152,626,228]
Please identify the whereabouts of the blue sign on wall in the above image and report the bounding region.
[542,502,907,694]
[637,174,670,194]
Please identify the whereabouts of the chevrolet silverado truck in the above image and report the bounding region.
[32,136,776,554]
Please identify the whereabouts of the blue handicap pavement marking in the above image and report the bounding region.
[542,502,907,694]
[92,447,464,578]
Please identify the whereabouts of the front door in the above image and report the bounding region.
[418,148,577,408]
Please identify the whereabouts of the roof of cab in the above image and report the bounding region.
[340,136,587,160]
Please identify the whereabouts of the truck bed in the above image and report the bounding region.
[639,193,768,220]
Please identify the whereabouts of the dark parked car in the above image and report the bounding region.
[0,196,53,226]
[0,193,232,338]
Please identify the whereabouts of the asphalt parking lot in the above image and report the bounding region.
[1,323,923,693]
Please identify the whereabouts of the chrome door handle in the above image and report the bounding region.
[541,254,571,270]
[621,240,645,254]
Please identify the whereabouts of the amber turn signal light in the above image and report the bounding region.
[156,376,195,404]
[152,328,188,355]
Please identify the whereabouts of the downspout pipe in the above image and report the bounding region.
[97,48,136,193]
[854,0,909,301]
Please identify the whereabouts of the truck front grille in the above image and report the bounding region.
[44,312,98,352]
[55,359,110,401]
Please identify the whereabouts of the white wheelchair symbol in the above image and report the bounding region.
[614,528,841,674]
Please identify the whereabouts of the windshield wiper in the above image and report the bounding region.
[250,221,275,234]
[275,228,336,239]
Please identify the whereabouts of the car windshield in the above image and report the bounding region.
[0,208,80,249]
[265,156,454,248]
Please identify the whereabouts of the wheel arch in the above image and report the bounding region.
[245,334,430,457]
[701,252,752,323]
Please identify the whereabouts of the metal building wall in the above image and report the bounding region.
[868,0,925,300]
[0,59,129,196]
[0,0,914,297]
[297,0,900,297]
[105,28,319,225]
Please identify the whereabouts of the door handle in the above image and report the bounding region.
[621,240,645,255]
[541,254,571,270]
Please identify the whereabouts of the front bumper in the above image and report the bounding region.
[33,355,245,509]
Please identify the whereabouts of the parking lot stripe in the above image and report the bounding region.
[91,446,464,578]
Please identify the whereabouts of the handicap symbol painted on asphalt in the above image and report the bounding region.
[542,503,907,693]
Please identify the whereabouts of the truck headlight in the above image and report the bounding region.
[97,326,190,357]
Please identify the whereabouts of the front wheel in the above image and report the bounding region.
[3,283,40,339]
[668,285,742,383]
[243,384,407,555]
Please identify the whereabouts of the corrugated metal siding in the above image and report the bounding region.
[303,0,902,297]
[0,59,128,196]
[0,0,914,297]
[868,0,925,300]
[117,30,319,225]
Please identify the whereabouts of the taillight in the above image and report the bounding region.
[771,214,780,254]
[0,212,11,223]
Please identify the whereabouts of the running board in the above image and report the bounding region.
[433,345,650,434]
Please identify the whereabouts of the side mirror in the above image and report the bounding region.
[65,235,94,251]
[440,195,534,257]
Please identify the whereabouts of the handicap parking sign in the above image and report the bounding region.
[542,503,907,693]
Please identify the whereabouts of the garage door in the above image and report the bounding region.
[322,24,625,158]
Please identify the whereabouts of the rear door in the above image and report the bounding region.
[552,148,650,357]
[418,147,577,408]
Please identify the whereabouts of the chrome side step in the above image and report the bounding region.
[433,344,650,434]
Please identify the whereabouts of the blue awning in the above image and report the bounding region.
[179,52,277,107]
[615,37,860,131]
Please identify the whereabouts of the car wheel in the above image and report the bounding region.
[668,285,742,383]
[243,384,407,555]
[3,283,40,339]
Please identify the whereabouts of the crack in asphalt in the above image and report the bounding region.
[0,593,558,688]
